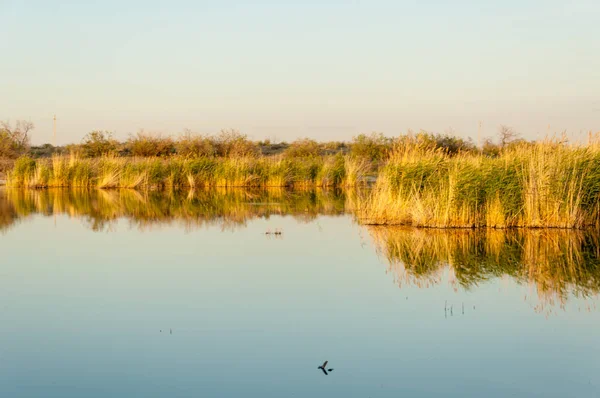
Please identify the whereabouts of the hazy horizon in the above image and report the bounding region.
[1,0,599,145]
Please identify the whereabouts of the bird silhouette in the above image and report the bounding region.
[318,360,334,375]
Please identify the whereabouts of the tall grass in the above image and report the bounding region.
[6,154,369,189]
[358,139,600,228]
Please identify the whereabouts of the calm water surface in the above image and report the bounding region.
[1,189,599,397]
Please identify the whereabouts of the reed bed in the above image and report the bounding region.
[6,154,370,190]
[358,140,600,228]
[368,227,600,312]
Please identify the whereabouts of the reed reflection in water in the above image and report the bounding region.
[0,187,348,232]
[2,188,600,314]
[368,227,600,314]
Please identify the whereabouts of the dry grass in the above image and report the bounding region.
[6,154,368,189]
[358,138,600,228]
[0,158,14,182]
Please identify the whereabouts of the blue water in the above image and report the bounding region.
[0,195,599,397]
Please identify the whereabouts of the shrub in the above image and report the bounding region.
[29,144,63,158]
[0,120,33,159]
[81,131,118,157]
[395,131,476,156]
[284,138,321,158]
[0,158,14,174]
[214,129,258,157]
[127,131,175,157]
[482,138,501,157]
[350,133,392,161]
[428,133,476,155]
[321,141,347,155]
[64,143,84,157]
[176,130,215,157]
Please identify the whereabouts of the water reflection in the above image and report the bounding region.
[368,227,600,314]
[0,188,347,232]
[1,188,600,314]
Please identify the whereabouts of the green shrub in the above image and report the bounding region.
[81,131,118,157]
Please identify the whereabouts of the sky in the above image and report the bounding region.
[1,0,599,145]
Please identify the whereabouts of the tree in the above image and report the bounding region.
[81,130,118,157]
[499,125,519,147]
[0,120,33,158]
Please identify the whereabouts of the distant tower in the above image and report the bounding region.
[53,114,57,146]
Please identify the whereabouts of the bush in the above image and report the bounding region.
[321,141,347,155]
[482,138,501,157]
[0,158,13,174]
[29,144,64,158]
[259,141,289,156]
[428,133,476,155]
[396,131,476,156]
[64,144,84,157]
[127,131,175,157]
[81,131,118,157]
[214,129,258,157]
[0,120,33,159]
[284,138,321,158]
[350,133,392,161]
[176,130,215,157]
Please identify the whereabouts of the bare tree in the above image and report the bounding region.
[498,125,519,147]
[0,120,34,158]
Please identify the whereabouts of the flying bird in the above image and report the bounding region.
[318,360,334,375]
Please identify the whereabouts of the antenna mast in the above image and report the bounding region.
[53,114,57,147]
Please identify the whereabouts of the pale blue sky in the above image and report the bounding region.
[1,0,599,144]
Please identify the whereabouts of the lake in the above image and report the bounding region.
[1,188,599,398]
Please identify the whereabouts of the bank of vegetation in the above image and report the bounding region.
[3,120,600,229]
[357,135,600,228]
